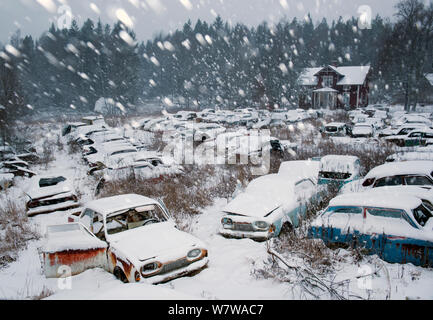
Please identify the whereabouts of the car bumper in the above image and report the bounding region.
[219,228,272,241]
[143,257,209,284]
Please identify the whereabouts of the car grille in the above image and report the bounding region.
[160,258,191,275]
[233,223,255,232]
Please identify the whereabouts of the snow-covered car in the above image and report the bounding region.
[364,117,385,130]
[384,127,433,147]
[351,123,375,138]
[24,175,80,217]
[378,124,429,138]
[193,123,226,142]
[220,160,320,240]
[81,115,106,126]
[61,122,87,137]
[308,192,433,267]
[84,143,138,168]
[252,118,271,129]
[386,150,433,162]
[318,155,361,188]
[66,124,109,143]
[93,152,183,186]
[172,111,197,121]
[321,122,349,136]
[142,118,166,131]
[361,161,433,189]
[392,114,432,128]
[42,194,209,284]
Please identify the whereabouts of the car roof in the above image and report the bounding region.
[325,122,346,127]
[329,192,421,211]
[85,194,159,216]
[365,161,433,180]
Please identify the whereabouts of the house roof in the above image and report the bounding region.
[299,65,370,86]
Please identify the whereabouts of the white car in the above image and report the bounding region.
[24,175,80,216]
[220,160,321,240]
[193,123,226,142]
[42,194,208,283]
[361,161,433,189]
[351,123,375,138]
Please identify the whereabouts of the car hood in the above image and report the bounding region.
[26,182,74,200]
[352,126,373,134]
[108,221,204,263]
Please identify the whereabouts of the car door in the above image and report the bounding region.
[363,207,429,265]
[405,131,423,146]
[292,179,317,226]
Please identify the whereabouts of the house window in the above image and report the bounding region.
[322,75,333,87]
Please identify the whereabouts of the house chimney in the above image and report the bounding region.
[330,60,338,67]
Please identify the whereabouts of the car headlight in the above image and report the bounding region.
[253,221,269,230]
[141,262,162,276]
[221,217,233,229]
[187,248,202,260]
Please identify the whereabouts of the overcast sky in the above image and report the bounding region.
[0,0,405,44]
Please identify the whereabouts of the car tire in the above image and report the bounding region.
[114,267,128,283]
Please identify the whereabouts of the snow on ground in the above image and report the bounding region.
[2,120,433,300]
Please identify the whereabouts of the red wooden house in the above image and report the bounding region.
[298,65,371,109]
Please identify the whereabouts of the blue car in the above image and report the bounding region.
[309,191,433,267]
[317,155,361,189]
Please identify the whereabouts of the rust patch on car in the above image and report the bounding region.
[48,248,106,267]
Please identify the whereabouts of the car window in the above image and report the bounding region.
[106,204,167,235]
[367,207,418,228]
[319,171,352,180]
[413,204,433,227]
[325,126,337,132]
[110,149,137,156]
[39,176,66,187]
[80,208,95,228]
[366,208,403,219]
[404,176,433,186]
[409,132,422,137]
[373,176,403,187]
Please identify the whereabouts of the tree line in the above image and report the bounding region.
[0,0,432,128]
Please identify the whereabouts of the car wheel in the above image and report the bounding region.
[114,267,128,283]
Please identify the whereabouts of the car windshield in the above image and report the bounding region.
[319,171,352,180]
[39,176,66,187]
[325,206,363,215]
[110,149,137,156]
[325,126,338,132]
[105,204,167,235]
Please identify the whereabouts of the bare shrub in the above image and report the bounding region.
[0,197,40,268]
[67,140,81,155]
[36,138,55,168]
[31,286,54,300]
[289,137,396,175]
[97,163,258,229]
[55,134,64,151]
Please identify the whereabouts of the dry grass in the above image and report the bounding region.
[31,286,54,300]
[0,197,40,269]
[98,163,256,230]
